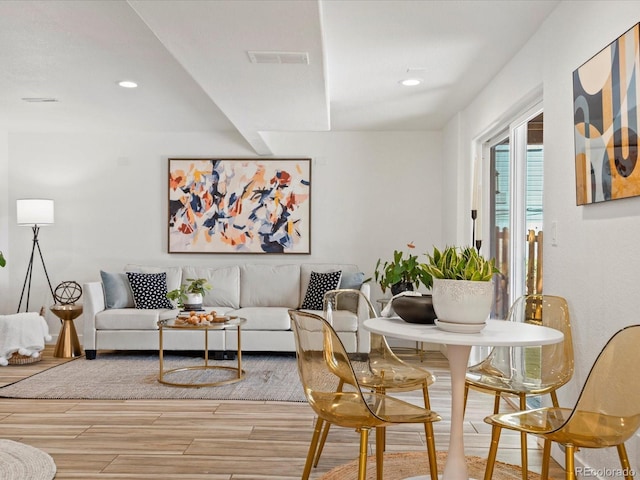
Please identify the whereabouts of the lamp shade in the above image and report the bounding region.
[17,199,55,226]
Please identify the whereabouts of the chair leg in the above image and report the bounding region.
[565,445,576,480]
[484,424,502,480]
[376,427,384,480]
[376,386,387,452]
[313,422,331,467]
[312,380,344,467]
[550,390,560,408]
[541,439,551,480]
[616,443,633,480]
[422,384,439,480]
[358,428,370,480]
[490,391,501,414]
[302,417,325,480]
[463,382,469,414]
[519,394,528,480]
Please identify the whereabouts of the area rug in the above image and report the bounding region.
[320,451,541,480]
[0,439,56,480]
[0,352,308,401]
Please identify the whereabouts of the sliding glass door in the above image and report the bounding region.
[486,109,544,319]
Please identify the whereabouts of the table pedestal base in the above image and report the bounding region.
[50,304,83,359]
[404,345,474,480]
[54,319,83,358]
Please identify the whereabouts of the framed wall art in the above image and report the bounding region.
[168,158,311,254]
[573,23,640,205]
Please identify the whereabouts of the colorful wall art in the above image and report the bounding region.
[168,158,311,254]
[573,23,640,205]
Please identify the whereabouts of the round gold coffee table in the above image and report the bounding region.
[157,316,246,388]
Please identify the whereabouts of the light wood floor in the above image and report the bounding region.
[0,345,565,479]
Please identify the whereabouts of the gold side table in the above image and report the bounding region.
[51,304,83,358]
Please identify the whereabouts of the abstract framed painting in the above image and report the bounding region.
[573,23,640,205]
[168,158,311,254]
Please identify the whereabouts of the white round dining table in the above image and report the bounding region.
[363,317,564,480]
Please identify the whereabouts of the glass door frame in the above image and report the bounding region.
[476,102,543,316]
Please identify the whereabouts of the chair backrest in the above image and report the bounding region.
[323,289,406,371]
[288,309,378,427]
[511,295,574,388]
[557,324,640,444]
[473,295,574,391]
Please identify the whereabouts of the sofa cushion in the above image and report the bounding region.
[182,265,240,309]
[126,272,174,310]
[301,270,343,310]
[240,264,300,307]
[95,308,175,330]
[100,271,135,309]
[299,309,359,332]
[200,306,235,317]
[124,264,182,292]
[230,307,291,330]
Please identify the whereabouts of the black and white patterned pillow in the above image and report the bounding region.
[301,270,342,310]
[126,272,174,310]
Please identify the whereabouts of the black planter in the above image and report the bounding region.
[390,282,414,296]
[392,294,437,324]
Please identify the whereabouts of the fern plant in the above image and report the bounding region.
[422,246,499,281]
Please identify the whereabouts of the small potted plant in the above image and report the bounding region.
[422,245,500,327]
[374,242,433,295]
[166,277,212,310]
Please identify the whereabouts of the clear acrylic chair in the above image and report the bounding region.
[288,309,441,480]
[464,294,574,479]
[310,289,439,480]
[484,324,640,480]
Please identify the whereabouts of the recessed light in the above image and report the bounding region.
[21,97,59,103]
[118,80,138,88]
[400,78,423,87]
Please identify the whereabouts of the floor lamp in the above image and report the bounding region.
[17,198,55,313]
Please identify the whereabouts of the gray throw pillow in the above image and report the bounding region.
[338,271,366,312]
[100,271,135,309]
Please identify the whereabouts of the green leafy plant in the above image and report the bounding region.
[374,243,433,293]
[422,245,499,281]
[166,277,212,308]
[0,251,5,268]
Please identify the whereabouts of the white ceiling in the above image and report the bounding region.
[0,0,559,155]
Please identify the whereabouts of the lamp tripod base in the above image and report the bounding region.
[17,225,54,313]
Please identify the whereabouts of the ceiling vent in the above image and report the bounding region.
[21,97,59,103]
[247,51,309,65]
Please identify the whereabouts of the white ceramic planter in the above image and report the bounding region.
[432,278,494,324]
[184,293,203,308]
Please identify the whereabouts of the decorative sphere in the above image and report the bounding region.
[54,281,83,305]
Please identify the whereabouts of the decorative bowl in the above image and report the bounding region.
[392,294,437,324]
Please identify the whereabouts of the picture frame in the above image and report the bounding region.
[573,23,640,205]
[168,158,311,254]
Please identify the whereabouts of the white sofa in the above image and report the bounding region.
[83,263,371,359]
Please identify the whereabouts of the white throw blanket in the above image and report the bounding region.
[380,290,423,317]
[0,313,52,366]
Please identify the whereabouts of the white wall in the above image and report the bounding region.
[5,130,442,334]
[446,0,640,474]
[0,132,8,311]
